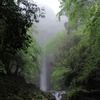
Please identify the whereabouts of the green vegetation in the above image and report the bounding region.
[0,0,48,99]
[0,0,42,75]
[44,30,67,54]
[0,0,100,100]
[46,0,100,100]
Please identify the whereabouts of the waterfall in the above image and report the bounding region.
[40,52,55,91]
[34,4,67,92]
[40,53,47,91]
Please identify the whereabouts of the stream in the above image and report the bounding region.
[51,91,66,100]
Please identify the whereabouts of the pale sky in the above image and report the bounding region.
[33,0,60,14]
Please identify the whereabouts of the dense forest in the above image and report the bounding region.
[0,0,54,99]
[0,0,100,100]
[46,0,100,100]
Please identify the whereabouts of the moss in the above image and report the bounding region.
[43,92,56,100]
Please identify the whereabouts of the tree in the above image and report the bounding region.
[0,0,44,75]
[51,0,100,99]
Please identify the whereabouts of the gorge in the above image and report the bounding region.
[34,4,67,92]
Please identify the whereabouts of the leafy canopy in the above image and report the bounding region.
[0,0,44,75]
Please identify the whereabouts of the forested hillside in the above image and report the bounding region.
[0,0,54,99]
[48,0,100,100]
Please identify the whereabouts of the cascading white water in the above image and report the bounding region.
[51,91,66,100]
[40,53,47,91]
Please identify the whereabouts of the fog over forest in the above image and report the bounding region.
[34,4,67,45]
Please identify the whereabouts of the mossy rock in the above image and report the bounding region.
[43,91,56,100]
[0,75,49,100]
